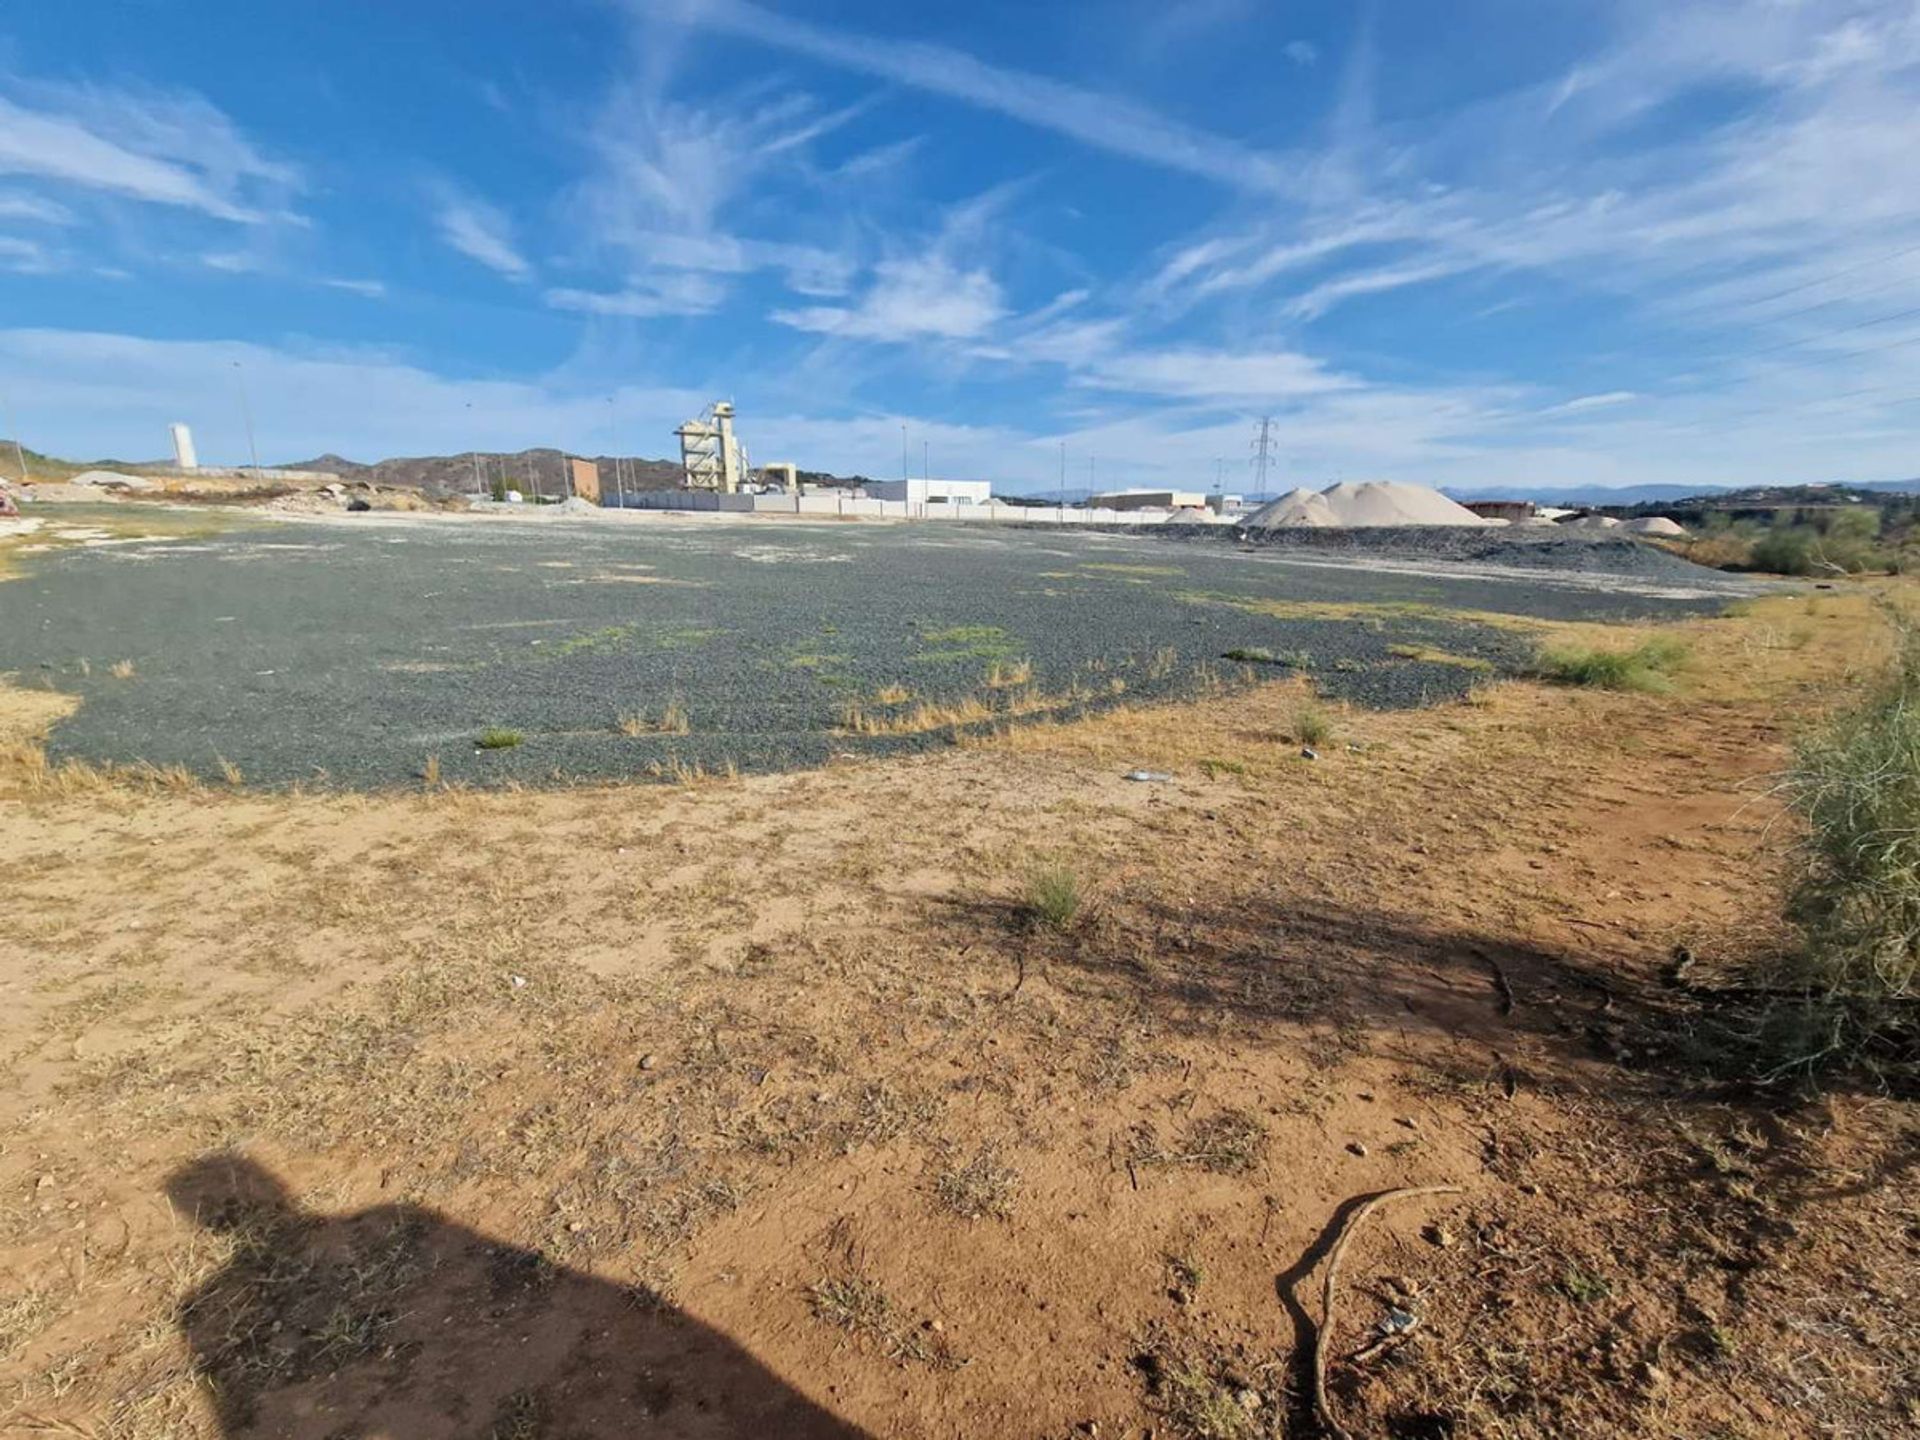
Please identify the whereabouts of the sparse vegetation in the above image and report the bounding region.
[985,657,1033,688]
[617,699,691,736]
[1222,646,1274,663]
[808,1273,956,1367]
[1026,861,1082,930]
[109,658,136,679]
[1772,612,1920,1062]
[837,695,993,736]
[932,1145,1018,1219]
[1131,1110,1268,1175]
[1290,701,1331,746]
[1535,634,1688,692]
[475,727,524,749]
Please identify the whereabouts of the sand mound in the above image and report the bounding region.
[1563,514,1622,530]
[1242,480,1489,529]
[1242,488,1339,528]
[1622,516,1687,536]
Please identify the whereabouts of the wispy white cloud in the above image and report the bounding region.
[1073,345,1357,402]
[545,270,726,318]
[200,251,262,274]
[1285,40,1319,66]
[774,254,1004,340]
[0,236,54,274]
[0,83,298,223]
[1541,391,1638,415]
[322,277,387,299]
[649,0,1302,194]
[0,193,76,224]
[433,190,531,280]
[1283,257,1473,320]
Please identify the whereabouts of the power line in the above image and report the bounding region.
[1660,238,1920,322]
[1742,301,1920,360]
[1739,267,1920,332]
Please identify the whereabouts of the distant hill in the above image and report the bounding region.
[279,451,880,494]
[1441,478,1920,506]
[280,449,688,494]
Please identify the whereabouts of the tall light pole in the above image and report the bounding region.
[231,361,260,476]
[464,403,482,495]
[0,391,28,484]
[608,396,626,510]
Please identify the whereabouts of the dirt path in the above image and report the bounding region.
[0,592,1913,1439]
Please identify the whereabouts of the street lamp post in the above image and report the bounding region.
[231,361,260,476]
[0,391,28,484]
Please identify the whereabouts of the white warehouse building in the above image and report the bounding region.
[867,478,992,505]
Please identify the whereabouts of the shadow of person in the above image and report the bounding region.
[166,1153,869,1439]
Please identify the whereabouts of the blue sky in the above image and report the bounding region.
[2,0,1919,492]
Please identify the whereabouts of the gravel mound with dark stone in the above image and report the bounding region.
[1,517,1759,789]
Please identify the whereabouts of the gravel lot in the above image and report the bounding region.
[2,514,1756,787]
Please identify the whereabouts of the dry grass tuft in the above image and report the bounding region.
[109,659,137,679]
[1026,862,1083,930]
[932,1145,1019,1220]
[1290,702,1332,748]
[837,695,993,736]
[1130,1109,1268,1175]
[808,1272,958,1367]
[985,658,1033,689]
[618,699,691,736]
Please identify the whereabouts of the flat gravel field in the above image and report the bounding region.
[2,514,1751,787]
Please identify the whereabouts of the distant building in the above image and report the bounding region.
[868,478,992,505]
[1461,499,1535,522]
[1088,488,1206,511]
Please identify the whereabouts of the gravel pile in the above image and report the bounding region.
[1242,480,1489,528]
[4,521,1746,788]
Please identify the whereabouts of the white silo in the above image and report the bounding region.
[169,422,198,471]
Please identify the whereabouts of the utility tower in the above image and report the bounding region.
[1250,416,1276,494]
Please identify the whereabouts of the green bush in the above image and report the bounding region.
[1025,862,1082,930]
[1813,507,1888,574]
[475,726,524,750]
[1291,701,1331,746]
[1750,525,1816,576]
[1535,635,1689,693]
[1780,617,1920,1006]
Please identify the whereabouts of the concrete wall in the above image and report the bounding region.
[617,491,1237,525]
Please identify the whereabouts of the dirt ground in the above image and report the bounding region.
[1,588,1915,1439]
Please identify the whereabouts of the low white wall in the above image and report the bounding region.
[617,491,1237,525]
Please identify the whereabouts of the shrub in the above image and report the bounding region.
[1026,862,1082,930]
[1778,616,1920,1007]
[1750,525,1815,576]
[475,727,524,750]
[1813,507,1889,574]
[1291,701,1331,746]
[1535,635,1688,693]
